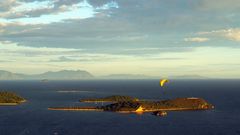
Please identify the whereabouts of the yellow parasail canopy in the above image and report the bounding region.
[160,79,169,87]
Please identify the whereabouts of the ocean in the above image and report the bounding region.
[0,79,240,135]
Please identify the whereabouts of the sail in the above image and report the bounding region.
[160,79,169,87]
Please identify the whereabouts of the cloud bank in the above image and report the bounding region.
[199,28,240,42]
[184,37,210,42]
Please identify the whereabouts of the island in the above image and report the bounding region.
[49,96,214,116]
[101,97,214,112]
[79,95,139,102]
[0,91,26,105]
[41,79,49,82]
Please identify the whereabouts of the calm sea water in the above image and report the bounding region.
[0,79,240,135]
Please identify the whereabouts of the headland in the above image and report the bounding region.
[0,91,26,106]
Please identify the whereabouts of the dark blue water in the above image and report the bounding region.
[0,79,240,135]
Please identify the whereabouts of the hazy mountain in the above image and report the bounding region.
[0,70,93,80]
[36,70,93,80]
[0,70,25,80]
[101,74,158,79]
[169,75,209,79]
[0,70,209,80]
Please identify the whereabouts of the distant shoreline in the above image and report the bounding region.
[48,107,103,111]
[0,103,18,106]
[0,100,26,106]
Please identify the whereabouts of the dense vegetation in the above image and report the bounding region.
[49,96,214,112]
[0,91,25,104]
[100,98,214,111]
[102,101,140,111]
[139,98,207,110]
[80,95,139,102]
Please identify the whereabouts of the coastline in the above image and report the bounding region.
[48,107,104,111]
[48,97,214,114]
[117,107,212,113]
[80,100,114,103]
[47,106,212,112]
[0,100,26,106]
[0,103,18,106]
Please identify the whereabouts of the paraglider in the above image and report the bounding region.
[160,79,169,87]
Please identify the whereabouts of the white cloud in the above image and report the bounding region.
[96,1,119,10]
[0,0,18,11]
[0,40,82,57]
[0,2,95,24]
[0,40,185,64]
[125,48,161,51]
[184,37,210,42]
[0,22,8,27]
[226,30,240,41]
[199,28,240,41]
[0,0,120,25]
[0,40,131,62]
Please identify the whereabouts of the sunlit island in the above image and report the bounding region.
[48,95,214,116]
[0,91,26,105]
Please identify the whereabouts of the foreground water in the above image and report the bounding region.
[0,79,240,135]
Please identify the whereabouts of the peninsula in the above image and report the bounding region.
[49,96,214,115]
[0,91,26,105]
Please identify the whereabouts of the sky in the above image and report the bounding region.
[0,0,240,78]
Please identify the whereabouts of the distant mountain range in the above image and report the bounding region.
[169,75,209,79]
[0,70,93,80]
[0,70,209,80]
[101,74,157,79]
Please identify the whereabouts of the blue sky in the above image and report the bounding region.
[0,0,240,78]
